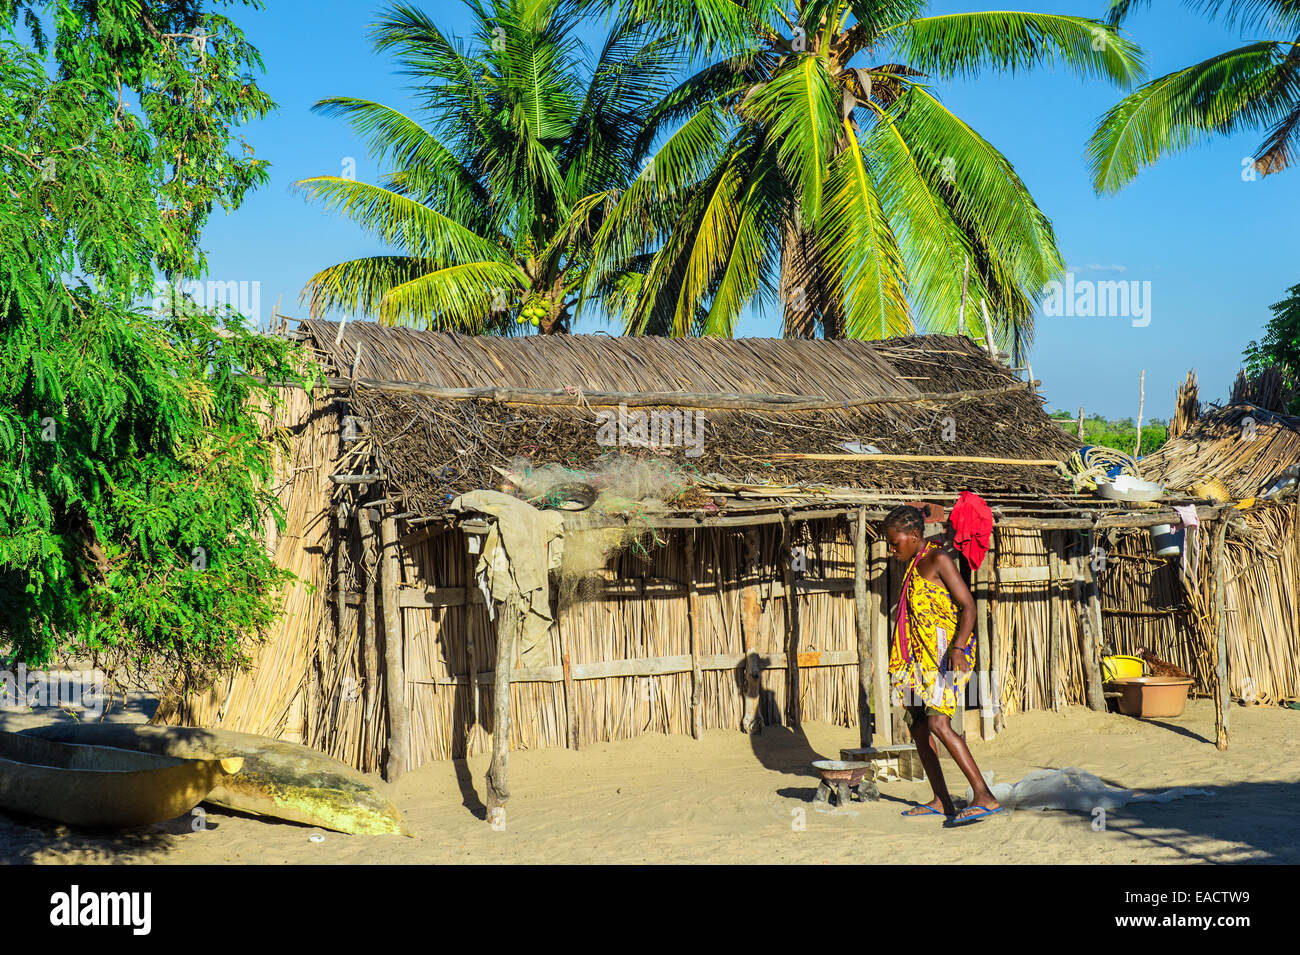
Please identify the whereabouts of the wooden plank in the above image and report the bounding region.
[410,650,860,687]
[345,575,860,609]
[853,508,873,747]
[996,564,1052,583]
[379,516,408,782]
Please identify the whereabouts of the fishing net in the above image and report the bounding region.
[500,453,709,606]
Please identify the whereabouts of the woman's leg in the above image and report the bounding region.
[927,712,999,816]
[904,706,955,814]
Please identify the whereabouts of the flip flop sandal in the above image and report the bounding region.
[901,804,949,818]
[948,806,1004,826]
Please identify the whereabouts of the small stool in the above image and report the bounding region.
[811,760,879,806]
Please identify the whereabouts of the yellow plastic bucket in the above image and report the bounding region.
[1101,654,1145,681]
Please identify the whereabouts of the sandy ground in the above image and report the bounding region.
[1,698,1296,864]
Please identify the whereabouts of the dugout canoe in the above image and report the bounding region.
[20,723,408,836]
[0,731,241,828]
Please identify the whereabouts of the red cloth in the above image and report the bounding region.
[949,491,993,570]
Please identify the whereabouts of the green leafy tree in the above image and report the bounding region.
[0,2,307,693]
[298,0,678,333]
[1090,0,1300,190]
[1243,282,1300,412]
[583,0,1143,350]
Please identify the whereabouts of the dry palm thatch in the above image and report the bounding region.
[1142,404,1300,500]
[1169,369,1199,440]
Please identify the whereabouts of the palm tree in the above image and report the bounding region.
[1090,0,1300,192]
[297,0,676,333]
[585,0,1144,355]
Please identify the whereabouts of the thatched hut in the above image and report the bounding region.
[162,325,1292,807]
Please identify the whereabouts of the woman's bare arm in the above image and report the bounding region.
[934,551,976,658]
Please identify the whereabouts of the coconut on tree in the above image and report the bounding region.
[585,0,1145,356]
[297,0,677,333]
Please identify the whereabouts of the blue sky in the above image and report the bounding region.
[200,0,1300,419]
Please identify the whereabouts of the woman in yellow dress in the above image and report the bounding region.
[885,505,1001,824]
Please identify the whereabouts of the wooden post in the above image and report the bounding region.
[465,544,480,728]
[869,539,890,744]
[1087,536,1106,704]
[1134,369,1145,458]
[558,615,577,751]
[379,515,408,781]
[1076,407,1085,441]
[991,532,1006,734]
[976,551,994,739]
[782,518,801,729]
[957,256,969,336]
[741,530,763,734]
[853,508,873,746]
[1212,517,1230,751]
[1048,536,1060,711]
[356,508,381,767]
[333,505,348,680]
[1076,544,1106,712]
[685,531,704,740]
[486,595,521,814]
[981,299,997,360]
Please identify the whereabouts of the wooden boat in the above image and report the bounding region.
[21,723,408,835]
[0,730,241,828]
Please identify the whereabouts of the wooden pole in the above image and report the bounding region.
[1134,369,1145,458]
[957,256,969,336]
[761,452,1062,465]
[252,373,1037,413]
[465,545,480,730]
[991,532,1005,734]
[1087,546,1105,695]
[782,518,801,729]
[1073,548,1105,712]
[685,531,704,740]
[1212,517,1230,751]
[356,507,381,768]
[486,595,521,813]
[1076,407,1085,441]
[379,515,408,781]
[981,298,997,360]
[741,586,763,734]
[1048,535,1060,711]
[976,550,994,739]
[558,614,577,750]
[853,508,873,746]
[869,539,889,744]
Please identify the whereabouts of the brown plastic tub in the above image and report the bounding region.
[1108,677,1194,718]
